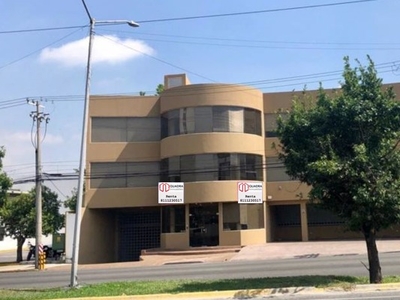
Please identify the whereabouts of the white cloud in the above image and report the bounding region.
[39,35,154,67]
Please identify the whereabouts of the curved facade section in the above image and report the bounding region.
[160,133,265,158]
[161,153,263,183]
[161,106,261,138]
[160,83,263,113]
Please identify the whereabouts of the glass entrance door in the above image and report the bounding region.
[189,203,219,247]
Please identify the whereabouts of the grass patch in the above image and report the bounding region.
[1,275,400,300]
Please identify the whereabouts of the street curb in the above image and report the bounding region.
[51,288,313,300]
[51,283,400,300]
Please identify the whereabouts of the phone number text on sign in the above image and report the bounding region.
[237,182,263,204]
[158,182,184,204]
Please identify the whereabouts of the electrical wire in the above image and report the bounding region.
[4,160,79,169]
[0,102,27,110]
[12,161,290,185]
[136,0,377,24]
[0,0,377,35]
[45,177,67,198]
[99,30,400,46]
[96,33,217,83]
[98,29,400,51]
[0,25,88,35]
[0,27,86,71]
[1,57,398,107]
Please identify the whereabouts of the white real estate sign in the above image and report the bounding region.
[237,182,263,204]
[158,182,184,204]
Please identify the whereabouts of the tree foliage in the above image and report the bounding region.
[155,84,164,95]
[64,187,78,213]
[0,185,64,262]
[277,56,400,283]
[0,147,12,207]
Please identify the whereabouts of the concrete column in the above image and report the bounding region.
[170,207,175,232]
[300,202,309,241]
[264,202,271,242]
[185,204,190,232]
[218,202,223,245]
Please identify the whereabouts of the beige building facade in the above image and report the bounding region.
[79,74,400,264]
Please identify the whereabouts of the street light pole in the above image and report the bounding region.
[70,0,139,288]
[70,16,94,288]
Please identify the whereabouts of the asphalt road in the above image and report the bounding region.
[1,252,400,289]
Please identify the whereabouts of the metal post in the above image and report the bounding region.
[34,101,42,270]
[70,18,95,288]
[70,0,139,287]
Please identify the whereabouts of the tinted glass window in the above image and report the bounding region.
[91,161,159,189]
[161,106,261,138]
[160,153,263,183]
[266,157,292,182]
[92,117,160,142]
[194,107,213,133]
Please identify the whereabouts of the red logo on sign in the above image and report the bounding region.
[238,182,250,192]
[159,182,170,192]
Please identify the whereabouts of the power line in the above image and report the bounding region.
[96,33,217,83]
[0,0,377,35]
[99,30,400,51]
[136,0,377,24]
[0,27,86,71]
[0,25,88,35]
[101,30,400,46]
[0,102,27,110]
[45,178,67,198]
[12,161,289,185]
[4,160,79,168]
[1,57,398,108]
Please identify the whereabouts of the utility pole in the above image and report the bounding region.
[28,99,50,270]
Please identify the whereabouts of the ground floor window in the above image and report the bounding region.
[161,205,186,233]
[307,204,344,226]
[272,204,301,227]
[222,203,264,230]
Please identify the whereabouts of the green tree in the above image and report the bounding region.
[64,187,79,213]
[155,84,164,95]
[139,91,146,96]
[0,147,12,207]
[0,186,64,262]
[276,56,400,284]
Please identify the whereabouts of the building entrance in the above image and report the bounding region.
[117,208,160,261]
[189,203,219,247]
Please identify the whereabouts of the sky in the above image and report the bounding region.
[1,0,400,203]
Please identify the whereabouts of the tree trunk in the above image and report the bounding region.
[16,236,25,263]
[363,228,382,283]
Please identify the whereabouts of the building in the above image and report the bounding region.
[79,74,400,264]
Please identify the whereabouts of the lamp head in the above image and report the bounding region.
[127,21,140,27]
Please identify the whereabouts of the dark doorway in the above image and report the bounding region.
[189,203,219,247]
[270,204,301,241]
[117,207,160,261]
